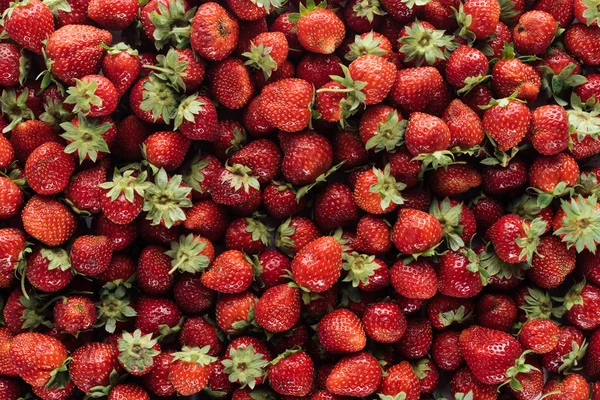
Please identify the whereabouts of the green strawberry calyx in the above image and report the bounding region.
[503,350,539,392]
[398,20,458,67]
[369,165,406,212]
[60,114,112,164]
[568,93,600,141]
[342,251,383,287]
[64,78,103,116]
[243,42,278,80]
[142,168,193,228]
[96,280,137,334]
[173,345,217,366]
[515,217,547,264]
[365,110,407,152]
[140,74,181,124]
[98,169,151,203]
[275,217,296,257]
[246,215,273,248]
[554,195,600,253]
[148,0,196,50]
[165,233,210,274]
[222,344,269,389]
[582,0,600,27]
[117,329,160,374]
[346,31,389,61]
[144,48,188,92]
[0,88,34,133]
[430,198,465,251]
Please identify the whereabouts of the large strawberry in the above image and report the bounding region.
[201,250,254,294]
[21,196,76,247]
[268,350,314,396]
[9,333,68,387]
[170,346,216,396]
[353,165,406,214]
[259,79,314,132]
[254,284,300,333]
[291,236,342,293]
[392,208,443,257]
[326,352,381,397]
[191,2,239,61]
[3,0,54,54]
[290,0,345,54]
[482,96,531,152]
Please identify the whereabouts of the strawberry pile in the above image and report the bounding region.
[2,0,600,398]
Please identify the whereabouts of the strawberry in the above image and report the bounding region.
[553,195,600,253]
[0,43,28,88]
[208,58,255,110]
[585,329,600,377]
[476,293,518,331]
[296,54,343,88]
[542,325,585,373]
[291,236,342,293]
[318,308,366,353]
[513,11,557,55]
[392,208,443,256]
[358,105,404,152]
[488,215,546,264]
[210,164,260,206]
[353,215,392,256]
[379,0,423,24]
[314,182,360,231]
[529,235,576,288]
[223,336,272,387]
[438,249,485,298]
[60,115,117,164]
[455,0,501,40]
[482,97,531,152]
[191,2,239,61]
[519,318,559,354]
[387,147,422,188]
[346,54,396,104]
[142,350,176,397]
[379,361,420,400]
[362,302,406,343]
[531,105,570,155]
[255,250,290,289]
[136,245,174,295]
[259,78,314,132]
[25,142,74,196]
[429,164,482,197]
[565,24,600,66]
[445,45,489,92]
[101,44,141,97]
[53,295,97,335]
[64,75,118,117]
[64,165,107,215]
[135,296,182,335]
[459,325,527,387]
[215,292,258,334]
[93,214,138,251]
[472,196,504,231]
[279,130,334,186]
[542,374,590,400]
[88,0,138,30]
[255,284,301,333]
[353,165,406,214]
[398,20,456,67]
[242,32,288,80]
[182,153,222,200]
[275,216,321,256]
[201,250,254,294]
[529,153,579,205]
[2,0,54,54]
[443,99,485,149]
[99,169,150,225]
[574,73,600,101]
[184,200,230,242]
[404,112,451,164]
[0,328,17,376]
[393,317,433,359]
[290,0,345,54]
[108,384,150,400]
[129,76,179,124]
[431,330,463,371]
[563,280,600,330]
[21,195,76,247]
[326,352,381,397]
[492,46,541,101]
[482,158,528,195]
[269,350,314,396]
[230,139,282,185]
[9,333,68,387]
[170,346,215,396]
[179,317,222,355]
[0,177,23,219]
[450,368,497,400]
[427,294,474,329]
[0,377,23,399]
[173,273,216,314]
[390,259,438,299]
[45,24,112,85]
[70,235,112,276]
[143,131,191,171]
[389,66,444,113]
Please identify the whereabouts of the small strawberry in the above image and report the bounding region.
[64,165,107,215]
[279,130,334,186]
[398,20,456,67]
[64,75,118,117]
[482,96,531,152]
[564,24,600,66]
[314,182,360,231]
[450,368,498,399]
[531,105,570,155]
[170,346,216,396]
[100,44,141,96]
[0,43,28,88]
[394,318,433,360]
[488,215,546,264]
[404,112,452,167]
[392,208,443,257]
[513,11,557,55]
[255,284,301,333]
[210,164,260,206]
[60,114,117,164]
[553,195,600,253]
[208,57,255,110]
[389,66,444,113]
[0,177,23,219]
[269,350,314,397]
[290,0,345,54]
[476,293,518,331]
[99,169,150,225]
[445,45,489,92]
[438,249,485,298]
[129,76,179,124]
[275,217,321,257]
[259,78,314,132]
[108,384,150,400]
[326,352,381,397]
[201,250,254,294]
[135,296,182,335]
[492,45,541,101]
[69,235,112,276]
[142,350,176,397]
[223,336,272,388]
[362,302,406,344]
[21,195,76,247]
[390,259,438,299]
[563,280,600,330]
[230,139,282,185]
[519,318,559,354]
[529,235,576,288]
[291,236,342,293]
[429,164,482,198]
[379,361,421,400]
[354,215,392,256]
[53,296,97,335]
[318,308,366,354]
[542,373,590,400]
[137,245,174,295]
[184,200,230,242]
[455,0,501,40]
[432,330,463,371]
[143,131,191,171]
[25,142,74,196]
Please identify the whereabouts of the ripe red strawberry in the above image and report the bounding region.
[259,78,314,132]
[242,32,288,80]
[21,195,76,247]
[201,250,254,294]
[585,329,600,377]
[455,0,500,39]
[173,273,215,314]
[405,112,451,158]
[279,131,334,186]
[427,294,474,330]
[45,24,112,85]
[64,165,107,215]
[0,177,23,219]
[389,67,444,113]
[135,296,182,335]
[108,384,150,400]
[64,75,119,117]
[535,0,573,27]
[143,131,191,171]
[347,54,396,104]
[326,352,381,397]
[25,142,74,196]
[429,164,482,197]
[390,259,438,299]
[275,217,321,256]
[142,350,176,397]
[128,76,179,124]
[70,342,119,392]
[459,325,525,386]
[318,308,366,353]
[492,51,541,102]
[431,330,463,371]
[230,139,282,185]
[99,169,149,225]
[529,235,576,288]
[392,208,443,256]
[445,45,488,91]
[93,214,137,251]
[9,333,68,387]
[565,24,600,66]
[353,165,406,214]
[88,0,138,30]
[53,296,97,335]
[393,317,433,360]
[488,214,546,264]
[215,292,257,334]
[476,293,518,331]
[184,200,230,242]
[208,58,255,110]
[255,284,301,333]
[438,249,485,298]
[450,368,497,399]
[482,97,531,152]
[513,11,556,55]
[290,0,345,54]
[191,2,239,61]
[269,350,314,396]
[529,153,579,202]
[291,236,342,293]
[542,373,590,400]
[542,325,585,373]
[70,235,113,276]
[60,115,117,164]
[136,245,174,295]
[482,158,528,195]
[97,253,136,283]
[179,317,222,356]
[362,302,406,343]
[8,120,57,162]
[531,105,569,155]
[519,318,559,354]
[0,376,23,399]
[353,215,392,256]
[379,361,420,400]
[563,280,600,330]
[443,99,485,149]
[313,182,359,230]
[0,328,17,376]
[296,53,343,88]
[0,43,27,88]
[3,0,54,54]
